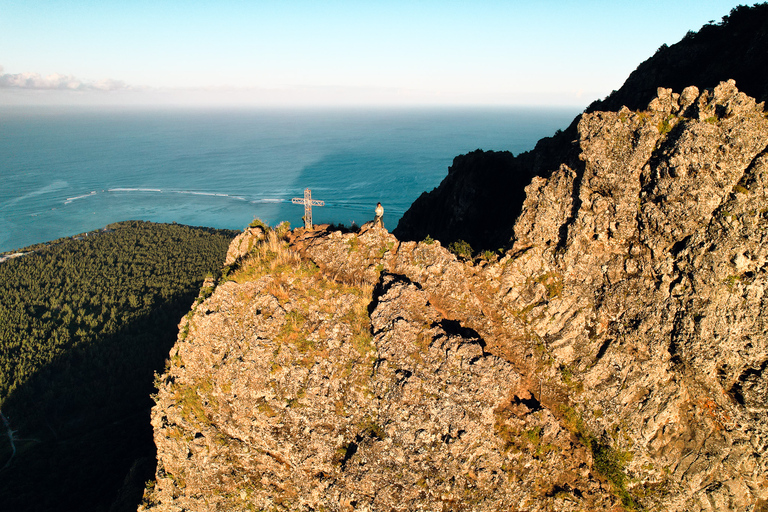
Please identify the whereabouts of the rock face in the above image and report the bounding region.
[224,226,264,267]
[143,83,768,512]
[393,150,525,251]
[392,138,579,252]
[395,4,768,252]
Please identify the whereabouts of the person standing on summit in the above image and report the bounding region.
[374,202,384,228]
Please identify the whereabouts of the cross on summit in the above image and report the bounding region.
[292,188,325,229]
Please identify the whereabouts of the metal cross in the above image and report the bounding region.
[291,188,325,229]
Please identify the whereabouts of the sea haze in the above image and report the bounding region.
[0,106,579,253]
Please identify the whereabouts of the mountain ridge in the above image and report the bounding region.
[143,81,768,511]
[394,3,768,252]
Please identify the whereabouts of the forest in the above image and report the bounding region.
[0,220,237,512]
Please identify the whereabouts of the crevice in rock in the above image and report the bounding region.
[667,338,682,365]
[668,312,688,366]
[432,319,486,349]
[430,319,489,361]
[668,275,685,295]
[556,164,585,252]
[395,369,412,386]
[391,239,403,258]
[372,316,407,337]
[643,115,690,182]
[339,441,358,468]
[367,271,422,317]
[670,235,693,256]
[738,142,768,184]
[467,355,483,365]
[710,143,768,228]
[340,423,387,468]
[511,391,543,413]
[594,337,613,364]
[728,359,768,406]
[545,483,583,499]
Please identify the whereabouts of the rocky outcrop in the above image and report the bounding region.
[142,226,618,512]
[143,83,768,512]
[507,80,768,511]
[224,226,264,267]
[395,4,768,252]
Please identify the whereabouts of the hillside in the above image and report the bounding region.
[0,221,237,512]
[590,4,768,112]
[394,3,768,251]
[143,82,768,511]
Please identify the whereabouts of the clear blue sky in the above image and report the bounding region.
[0,0,750,107]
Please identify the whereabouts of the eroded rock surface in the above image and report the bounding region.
[224,226,265,266]
[143,83,768,512]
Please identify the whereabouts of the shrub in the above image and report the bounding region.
[448,239,473,260]
[657,115,675,135]
[480,249,497,261]
[275,221,291,238]
[249,217,269,230]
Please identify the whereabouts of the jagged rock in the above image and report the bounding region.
[224,226,265,267]
[505,82,768,511]
[143,83,768,512]
[396,5,768,253]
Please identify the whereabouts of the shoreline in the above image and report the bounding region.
[0,253,27,264]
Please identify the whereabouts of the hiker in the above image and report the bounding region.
[374,202,384,227]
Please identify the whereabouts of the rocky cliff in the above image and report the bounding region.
[142,82,767,512]
[394,3,768,252]
[392,134,579,252]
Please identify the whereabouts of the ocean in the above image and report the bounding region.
[0,106,579,253]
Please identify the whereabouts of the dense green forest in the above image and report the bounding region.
[0,221,237,512]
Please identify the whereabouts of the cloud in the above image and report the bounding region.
[0,66,127,91]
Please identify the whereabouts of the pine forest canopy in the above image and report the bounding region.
[0,220,237,512]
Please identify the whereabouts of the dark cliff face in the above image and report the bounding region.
[394,150,521,250]
[591,4,768,113]
[394,3,768,251]
[393,132,580,251]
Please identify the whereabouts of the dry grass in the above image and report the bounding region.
[229,230,302,283]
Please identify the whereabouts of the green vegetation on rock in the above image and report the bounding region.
[448,239,473,260]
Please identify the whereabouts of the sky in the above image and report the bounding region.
[0,0,751,107]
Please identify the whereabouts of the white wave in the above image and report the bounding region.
[64,191,97,204]
[251,198,288,204]
[174,191,220,197]
[108,188,163,193]
[107,188,251,202]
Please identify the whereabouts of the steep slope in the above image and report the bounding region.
[394,3,768,251]
[144,83,768,512]
[590,4,768,112]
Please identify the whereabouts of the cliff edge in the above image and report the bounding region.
[142,82,767,512]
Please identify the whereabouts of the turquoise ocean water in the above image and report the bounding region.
[0,106,578,253]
